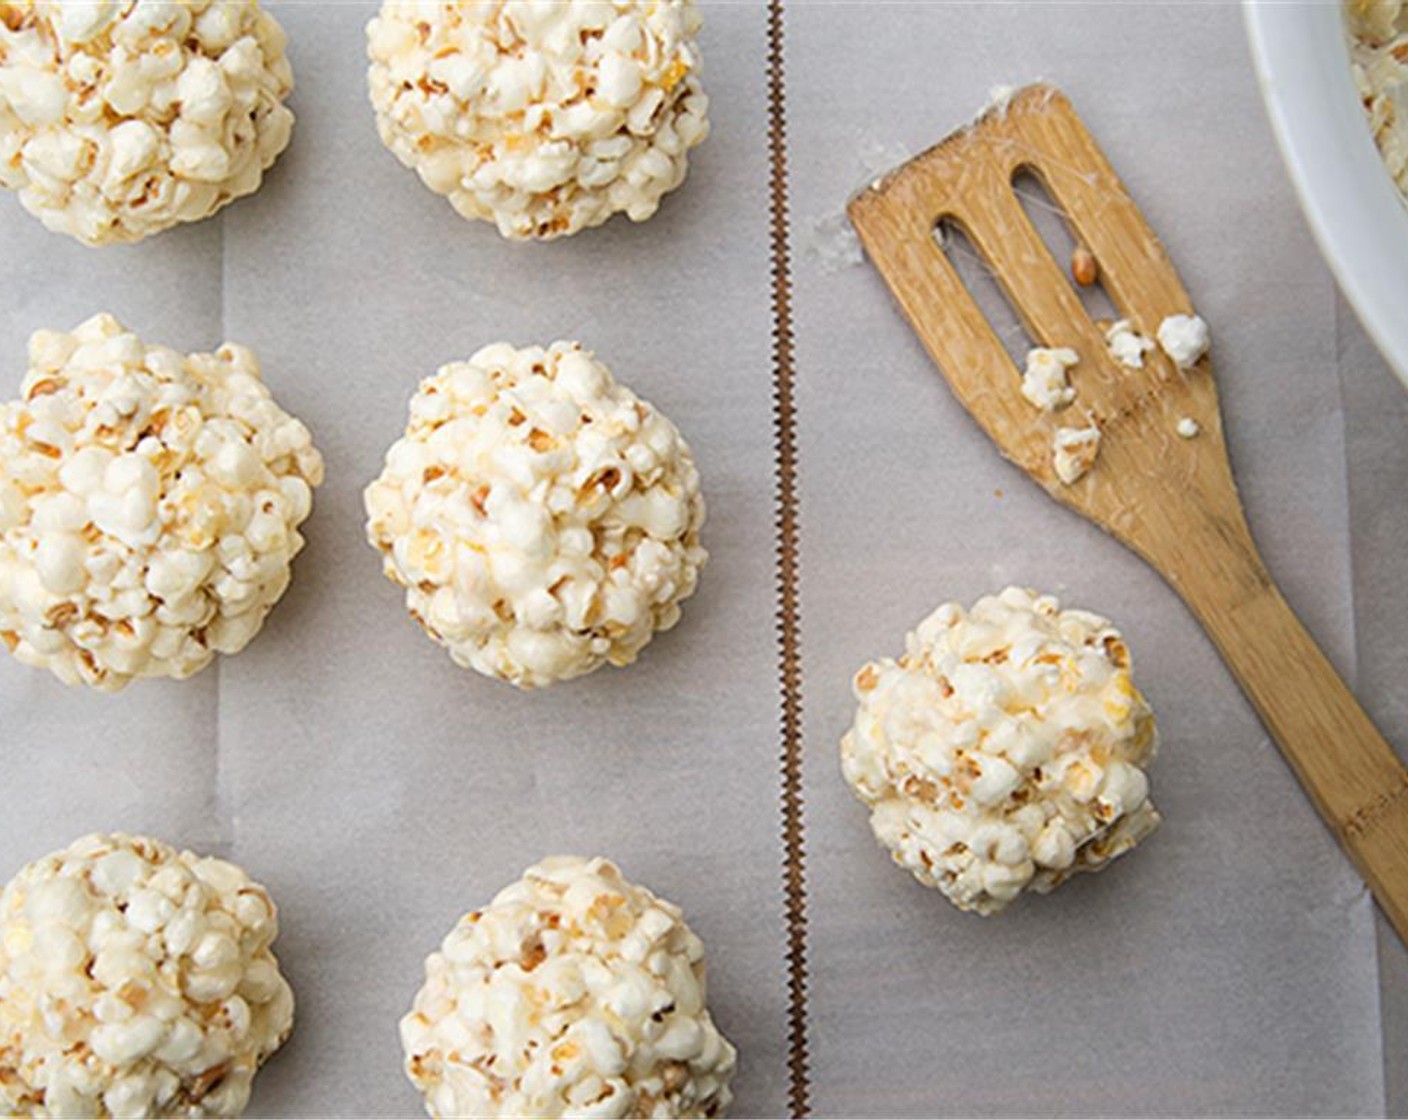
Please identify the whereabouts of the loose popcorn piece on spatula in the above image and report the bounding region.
[364,341,706,688]
[0,1,295,246]
[401,856,737,1119]
[841,587,1160,915]
[366,0,710,240]
[0,833,295,1119]
[0,313,324,691]
[1156,313,1211,370]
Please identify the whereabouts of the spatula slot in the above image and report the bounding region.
[933,215,1036,369]
[1012,167,1119,328]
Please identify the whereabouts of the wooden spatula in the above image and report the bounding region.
[848,83,1408,941]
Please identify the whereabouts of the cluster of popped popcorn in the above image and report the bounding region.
[0,313,324,691]
[401,856,736,1120]
[364,341,706,689]
[1348,0,1408,200]
[841,587,1160,915]
[0,833,294,1118]
[0,0,295,246]
[365,0,710,239]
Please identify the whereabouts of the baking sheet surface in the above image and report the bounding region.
[1,2,1406,1117]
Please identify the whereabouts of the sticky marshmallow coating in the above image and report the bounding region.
[0,313,324,691]
[841,587,1160,916]
[0,833,294,1119]
[401,856,737,1119]
[0,1,294,246]
[1348,0,1408,199]
[365,0,710,240]
[364,341,706,689]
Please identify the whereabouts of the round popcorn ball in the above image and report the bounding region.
[366,0,710,240]
[0,1,295,246]
[841,587,1160,916]
[0,313,324,691]
[401,855,737,1119]
[364,341,706,689]
[0,833,294,1118]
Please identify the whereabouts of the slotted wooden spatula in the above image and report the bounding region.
[848,83,1408,941]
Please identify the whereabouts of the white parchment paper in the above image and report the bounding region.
[2,2,1406,1117]
[791,2,1397,1116]
[0,4,789,1116]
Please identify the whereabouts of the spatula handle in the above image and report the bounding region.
[1167,519,1408,940]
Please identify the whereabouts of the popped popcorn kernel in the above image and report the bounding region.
[1053,424,1101,485]
[365,0,710,240]
[0,833,294,1118]
[0,1,295,246]
[1019,347,1078,412]
[0,314,324,691]
[1156,314,1211,370]
[364,341,706,689]
[401,856,736,1119]
[840,587,1160,915]
[1104,319,1155,370]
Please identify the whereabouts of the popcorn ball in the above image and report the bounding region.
[0,0,295,246]
[0,833,294,1118]
[364,341,706,688]
[366,0,710,239]
[0,313,324,691]
[401,856,737,1119]
[841,587,1160,915]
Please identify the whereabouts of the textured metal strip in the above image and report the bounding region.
[766,2,811,1115]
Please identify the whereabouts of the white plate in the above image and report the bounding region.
[1245,0,1408,390]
